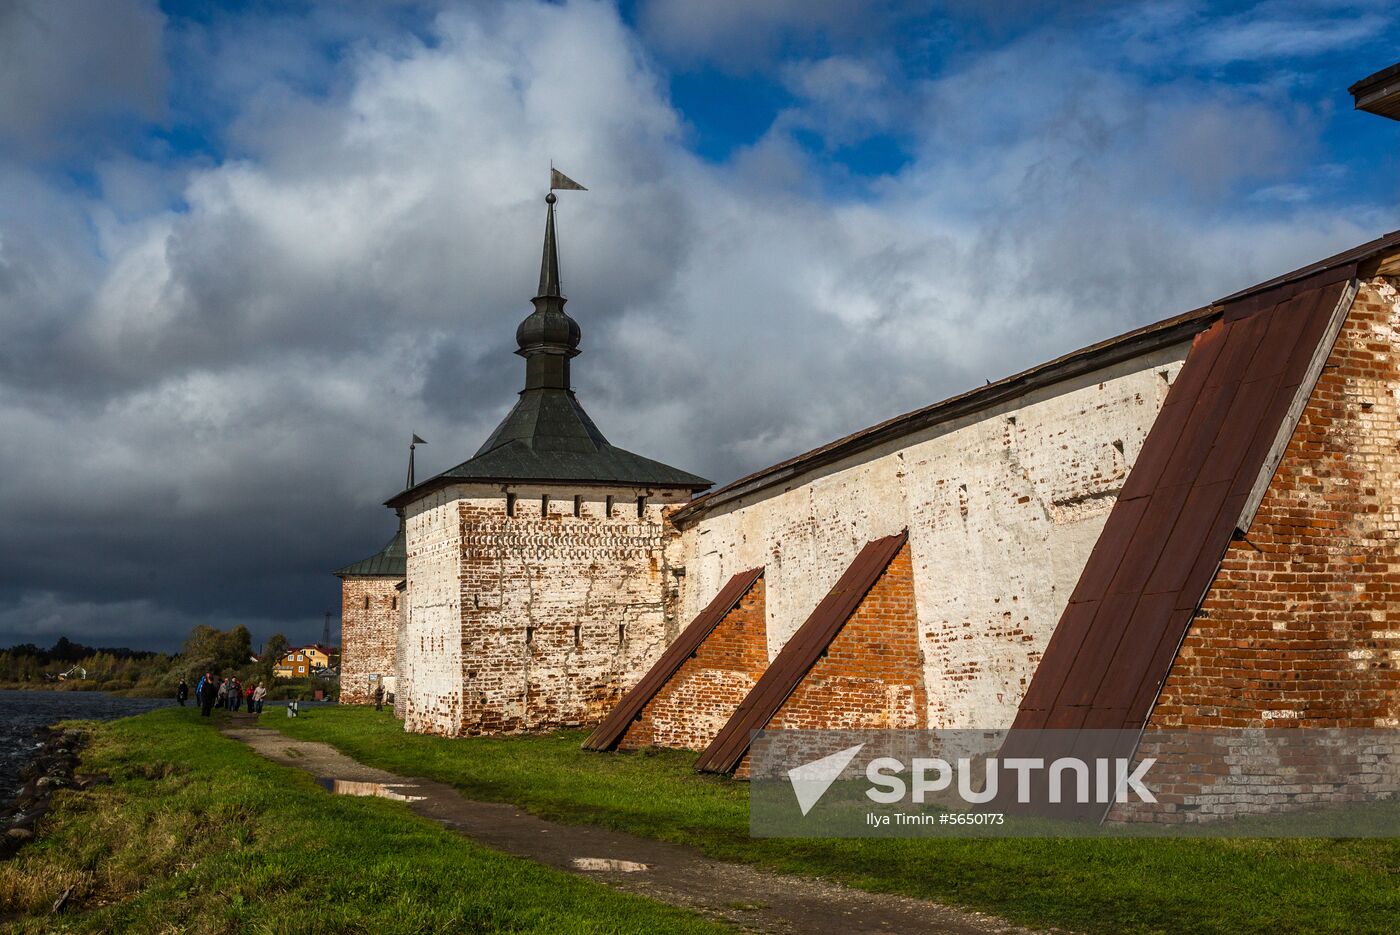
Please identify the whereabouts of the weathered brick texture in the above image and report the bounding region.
[619,575,768,752]
[400,483,690,736]
[735,541,926,776]
[339,576,401,704]
[1124,277,1400,820]
[766,542,926,731]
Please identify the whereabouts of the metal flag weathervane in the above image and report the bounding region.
[549,166,587,191]
[407,434,427,489]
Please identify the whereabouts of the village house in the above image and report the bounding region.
[272,644,334,680]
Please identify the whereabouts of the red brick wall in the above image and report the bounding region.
[735,541,926,776]
[1121,278,1400,820]
[340,575,401,704]
[619,576,767,752]
[1147,278,1400,732]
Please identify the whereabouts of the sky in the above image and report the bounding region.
[0,0,1396,652]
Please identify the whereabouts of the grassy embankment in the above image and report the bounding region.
[275,707,1400,935]
[0,708,728,934]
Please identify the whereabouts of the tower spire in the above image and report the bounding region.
[538,193,561,298]
[515,193,581,392]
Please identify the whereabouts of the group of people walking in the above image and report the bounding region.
[179,674,267,717]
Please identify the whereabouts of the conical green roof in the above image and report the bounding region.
[333,519,405,578]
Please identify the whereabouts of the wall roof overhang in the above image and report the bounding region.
[672,230,1400,529]
[1350,62,1400,120]
[671,308,1214,528]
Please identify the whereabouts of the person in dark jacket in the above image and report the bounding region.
[176,679,189,706]
[199,672,217,717]
[374,684,384,711]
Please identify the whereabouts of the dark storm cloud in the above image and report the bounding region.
[0,0,1394,651]
[0,0,167,156]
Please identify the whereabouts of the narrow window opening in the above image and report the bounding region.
[617,623,626,644]
[540,493,550,516]
[506,493,517,517]
[573,495,582,517]
[391,596,398,611]
[573,624,581,646]
[363,595,370,609]
[636,495,647,518]
[525,626,536,644]
[605,495,614,518]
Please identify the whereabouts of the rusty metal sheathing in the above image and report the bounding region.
[1013,270,1358,737]
[694,531,909,775]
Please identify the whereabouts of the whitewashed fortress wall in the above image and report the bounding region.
[400,486,465,735]
[673,341,1191,730]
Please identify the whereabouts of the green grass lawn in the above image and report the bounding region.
[273,707,1400,935]
[0,708,729,934]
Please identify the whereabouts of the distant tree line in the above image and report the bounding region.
[0,627,336,699]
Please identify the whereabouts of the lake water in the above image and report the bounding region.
[0,689,175,798]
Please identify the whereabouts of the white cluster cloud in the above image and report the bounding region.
[0,0,1394,648]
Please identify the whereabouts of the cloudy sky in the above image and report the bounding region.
[1,0,1396,652]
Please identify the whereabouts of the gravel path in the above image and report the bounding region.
[224,726,1051,935]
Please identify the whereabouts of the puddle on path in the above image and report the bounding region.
[318,778,426,802]
[571,858,650,872]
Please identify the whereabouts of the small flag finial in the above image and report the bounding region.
[549,167,587,191]
[407,434,426,489]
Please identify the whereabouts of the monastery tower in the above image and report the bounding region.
[386,193,711,735]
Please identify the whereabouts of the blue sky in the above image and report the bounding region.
[0,0,1396,651]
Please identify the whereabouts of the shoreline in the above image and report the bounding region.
[0,725,96,859]
[0,684,169,699]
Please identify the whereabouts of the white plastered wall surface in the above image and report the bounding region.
[676,342,1191,729]
[401,485,467,735]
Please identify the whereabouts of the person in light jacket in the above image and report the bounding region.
[253,683,267,714]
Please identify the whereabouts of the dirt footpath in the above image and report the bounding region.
[224,726,1049,935]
